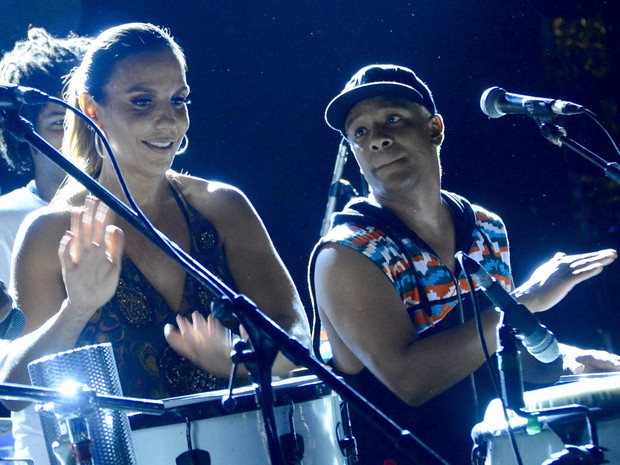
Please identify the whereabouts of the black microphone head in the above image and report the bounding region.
[0,83,50,107]
[0,307,26,340]
[480,87,506,119]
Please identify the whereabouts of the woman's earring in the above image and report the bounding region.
[175,134,189,155]
[95,133,108,159]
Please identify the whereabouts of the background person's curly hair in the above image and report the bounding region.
[0,26,91,175]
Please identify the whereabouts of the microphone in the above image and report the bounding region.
[480,86,584,119]
[0,84,50,108]
[456,252,560,363]
[320,137,349,237]
[0,307,26,340]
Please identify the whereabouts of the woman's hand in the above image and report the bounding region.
[165,311,239,377]
[58,196,124,319]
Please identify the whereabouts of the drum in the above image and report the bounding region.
[472,373,620,465]
[130,375,346,465]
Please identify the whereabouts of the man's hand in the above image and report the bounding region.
[561,343,620,374]
[514,249,617,313]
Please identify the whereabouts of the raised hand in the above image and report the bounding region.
[514,249,617,313]
[58,196,125,319]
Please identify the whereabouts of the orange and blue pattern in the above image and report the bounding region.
[323,200,513,334]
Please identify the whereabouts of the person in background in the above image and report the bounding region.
[0,23,311,465]
[310,64,620,465]
[0,27,91,288]
[0,30,90,441]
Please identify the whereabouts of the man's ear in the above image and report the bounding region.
[429,114,444,146]
[79,93,102,127]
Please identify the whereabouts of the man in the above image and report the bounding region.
[310,64,619,465]
[0,26,91,287]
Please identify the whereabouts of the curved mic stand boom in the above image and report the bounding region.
[0,100,448,465]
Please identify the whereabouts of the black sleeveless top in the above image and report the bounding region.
[76,183,235,399]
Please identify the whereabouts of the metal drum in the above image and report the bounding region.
[27,343,137,465]
[130,375,346,465]
[472,373,620,465]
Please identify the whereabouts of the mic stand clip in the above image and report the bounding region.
[537,121,620,185]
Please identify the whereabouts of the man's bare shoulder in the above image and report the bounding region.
[315,242,393,294]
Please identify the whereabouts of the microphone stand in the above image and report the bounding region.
[537,120,620,185]
[0,382,165,416]
[320,137,349,237]
[1,107,448,465]
[496,314,525,414]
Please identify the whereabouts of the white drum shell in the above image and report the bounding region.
[131,376,345,465]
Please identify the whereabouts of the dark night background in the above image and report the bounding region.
[1,0,619,352]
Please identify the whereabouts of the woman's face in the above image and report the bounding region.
[94,48,190,177]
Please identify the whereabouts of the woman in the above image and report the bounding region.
[2,22,310,464]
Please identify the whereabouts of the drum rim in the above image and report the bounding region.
[129,375,335,431]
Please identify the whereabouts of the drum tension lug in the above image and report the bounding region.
[337,401,359,464]
[279,432,305,464]
[175,417,212,465]
[175,449,212,465]
[279,401,305,464]
[221,339,255,412]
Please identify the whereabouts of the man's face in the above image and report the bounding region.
[344,96,441,200]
